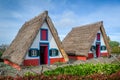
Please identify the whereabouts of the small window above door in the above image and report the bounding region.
[97,33,100,41]
[40,29,48,41]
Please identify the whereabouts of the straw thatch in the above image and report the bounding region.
[2,11,68,65]
[62,21,111,57]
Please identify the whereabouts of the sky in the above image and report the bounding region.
[0,0,120,45]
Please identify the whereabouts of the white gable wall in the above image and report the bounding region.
[25,21,62,60]
[89,30,108,53]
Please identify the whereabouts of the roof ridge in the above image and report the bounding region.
[73,21,103,29]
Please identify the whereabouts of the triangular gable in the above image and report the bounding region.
[100,25,111,55]
[2,11,68,66]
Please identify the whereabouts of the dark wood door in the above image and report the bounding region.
[96,42,100,57]
[40,44,48,65]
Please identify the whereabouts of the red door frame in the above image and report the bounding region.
[96,42,101,57]
[40,43,49,65]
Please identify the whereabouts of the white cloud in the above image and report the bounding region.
[11,11,24,19]
[50,5,120,42]
[1,0,120,44]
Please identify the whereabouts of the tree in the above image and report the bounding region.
[109,41,120,48]
[0,44,9,59]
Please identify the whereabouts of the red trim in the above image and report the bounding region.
[23,59,39,66]
[4,59,21,70]
[88,53,94,59]
[101,52,109,57]
[69,56,87,61]
[50,58,65,64]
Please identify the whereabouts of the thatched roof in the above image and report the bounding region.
[62,21,111,57]
[2,11,68,65]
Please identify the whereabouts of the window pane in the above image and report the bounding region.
[101,46,106,50]
[49,49,58,57]
[90,46,96,51]
[29,49,38,57]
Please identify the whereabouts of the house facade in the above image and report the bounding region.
[2,11,68,70]
[23,22,65,66]
[62,21,111,60]
[88,30,109,59]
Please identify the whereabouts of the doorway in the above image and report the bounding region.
[40,43,48,65]
[96,42,100,57]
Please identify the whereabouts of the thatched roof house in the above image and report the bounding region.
[2,11,68,70]
[62,21,111,60]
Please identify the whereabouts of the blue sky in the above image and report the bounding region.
[0,0,120,45]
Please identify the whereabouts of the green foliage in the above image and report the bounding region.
[44,63,120,76]
[24,72,37,77]
[0,48,5,59]
[109,41,120,54]
[0,52,2,58]
[109,41,119,48]
[0,63,120,79]
[0,62,7,67]
[111,46,120,54]
[0,44,8,58]
[1,71,120,80]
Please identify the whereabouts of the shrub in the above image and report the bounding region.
[0,52,2,58]
[111,46,120,54]
[24,72,37,77]
[1,71,120,80]
[44,63,120,76]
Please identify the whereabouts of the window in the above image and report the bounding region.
[90,46,96,51]
[97,33,100,41]
[101,46,106,51]
[29,49,39,57]
[41,29,48,40]
[49,49,58,57]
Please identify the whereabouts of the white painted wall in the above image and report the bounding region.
[24,21,62,60]
[89,30,108,53]
[40,22,62,58]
